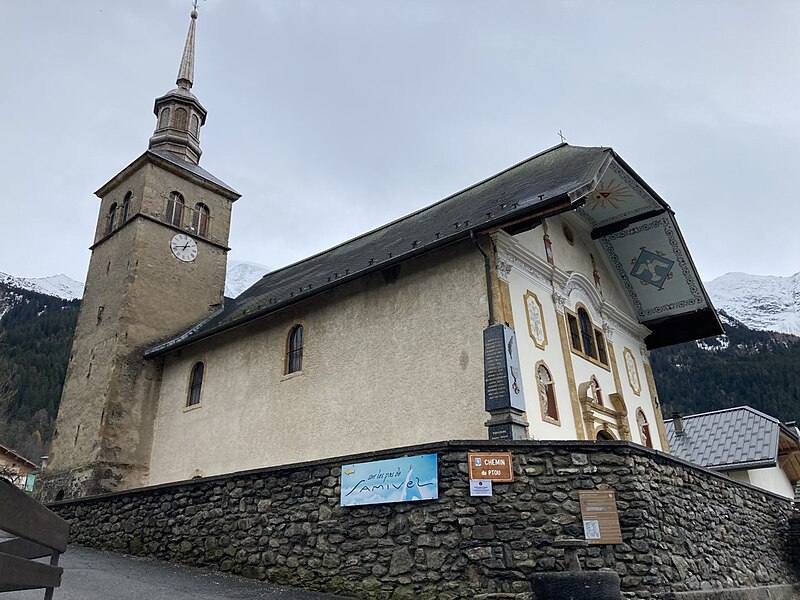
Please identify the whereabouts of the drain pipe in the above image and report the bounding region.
[471,231,496,326]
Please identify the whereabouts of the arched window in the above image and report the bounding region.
[193,203,210,237]
[105,202,117,234]
[596,429,614,441]
[637,409,653,448]
[577,308,597,359]
[286,325,304,374]
[536,363,559,423]
[190,113,200,137]
[187,361,204,407]
[158,107,171,129]
[166,191,184,227]
[566,307,609,367]
[590,376,604,407]
[566,313,581,350]
[175,107,188,131]
[121,192,132,223]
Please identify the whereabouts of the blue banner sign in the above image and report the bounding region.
[340,453,439,507]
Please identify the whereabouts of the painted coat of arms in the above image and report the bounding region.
[630,248,674,290]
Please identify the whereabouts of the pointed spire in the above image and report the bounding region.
[148,8,208,165]
[176,9,198,90]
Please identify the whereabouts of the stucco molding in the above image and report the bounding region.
[492,229,651,343]
[493,231,565,289]
[495,257,513,282]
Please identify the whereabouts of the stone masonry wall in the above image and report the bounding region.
[51,441,797,599]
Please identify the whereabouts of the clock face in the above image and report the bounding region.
[170,233,198,262]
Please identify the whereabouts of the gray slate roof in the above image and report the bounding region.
[146,143,611,356]
[148,149,238,196]
[665,406,784,470]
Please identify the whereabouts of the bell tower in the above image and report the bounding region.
[148,9,206,164]
[39,9,240,501]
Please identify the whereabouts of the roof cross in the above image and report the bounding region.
[558,130,567,143]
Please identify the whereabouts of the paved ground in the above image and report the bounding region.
[5,546,351,600]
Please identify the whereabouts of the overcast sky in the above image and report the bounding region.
[2,1,798,283]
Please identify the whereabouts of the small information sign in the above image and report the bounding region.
[469,479,493,497]
[467,452,514,482]
[578,490,622,545]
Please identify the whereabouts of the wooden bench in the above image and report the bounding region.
[0,480,69,599]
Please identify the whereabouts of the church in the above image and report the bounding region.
[40,11,722,501]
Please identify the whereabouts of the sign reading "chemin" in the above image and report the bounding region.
[467,452,514,482]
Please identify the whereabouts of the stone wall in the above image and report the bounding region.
[51,441,798,599]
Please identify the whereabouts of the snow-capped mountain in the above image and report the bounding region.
[1,259,269,304]
[705,272,800,337]
[4,264,797,335]
[225,260,270,298]
[0,272,84,301]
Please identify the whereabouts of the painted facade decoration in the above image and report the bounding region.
[630,247,674,290]
[623,347,642,396]
[524,291,547,350]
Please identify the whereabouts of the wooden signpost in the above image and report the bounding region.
[578,489,622,545]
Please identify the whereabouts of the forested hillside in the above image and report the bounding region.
[0,283,79,462]
[651,313,800,423]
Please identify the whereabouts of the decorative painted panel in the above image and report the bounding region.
[598,214,707,321]
[524,291,547,350]
[623,347,641,396]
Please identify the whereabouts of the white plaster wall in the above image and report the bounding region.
[148,243,489,485]
[514,213,631,311]
[505,268,577,440]
[608,325,663,449]
[737,466,795,499]
[501,214,665,449]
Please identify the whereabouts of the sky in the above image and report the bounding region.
[2,0,799,283]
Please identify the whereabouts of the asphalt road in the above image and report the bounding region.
[5,546,351,600]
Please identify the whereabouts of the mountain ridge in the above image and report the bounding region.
[0,272,83,301]
[705,271,800,337]
[0,260,271,305]
[10,267,798,337]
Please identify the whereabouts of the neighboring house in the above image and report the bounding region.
[0,443,38,491]
[40,10,722,501]
[665,406,800,499]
